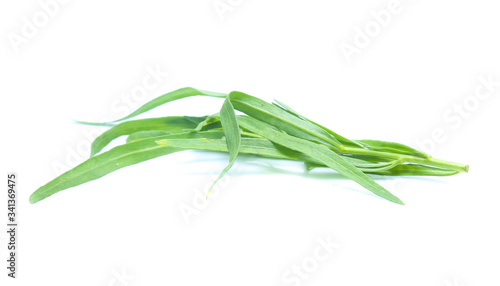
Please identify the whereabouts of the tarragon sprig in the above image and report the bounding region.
[30,88,468,204]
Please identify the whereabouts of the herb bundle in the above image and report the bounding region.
[30,88,468,204]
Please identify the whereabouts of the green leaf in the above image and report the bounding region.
[365,164,459,176]
[77,87,227,125]
[305,157,399,172]
[29,131,226,203]
[127,131,171,143]
[356,139,429,158]
[156,137,322,164]
[89,116,207,156]
[236,116,404,205]
[273,99,364,148]
[228,91,343,150]
[207,96,241,196]
[126,128,226,143]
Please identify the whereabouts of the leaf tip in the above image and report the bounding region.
[392,197,405,205]
[29,193,41,204]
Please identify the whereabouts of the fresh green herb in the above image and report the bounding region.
[30,87,468,204]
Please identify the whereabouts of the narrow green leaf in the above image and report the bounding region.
[89,116,206,156]
[273,99,364,148]
[358,160,400,172]
[156,137,323,164]
[305,157,399,171]
[115,87,226,122]
[365,164,459,176]
[207,96,241,196]
[228,91,343,150]
[77,87,227,126]
[29,131,225,203]
[126,128,225,143]
[356,139,429,158]
[237,116,404,205]
[127,131,171,143]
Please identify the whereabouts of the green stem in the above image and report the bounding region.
[341,147,469,173]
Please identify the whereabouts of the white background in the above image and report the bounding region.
[1,1,499,285]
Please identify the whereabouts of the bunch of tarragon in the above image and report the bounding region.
[30,88,469,204]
